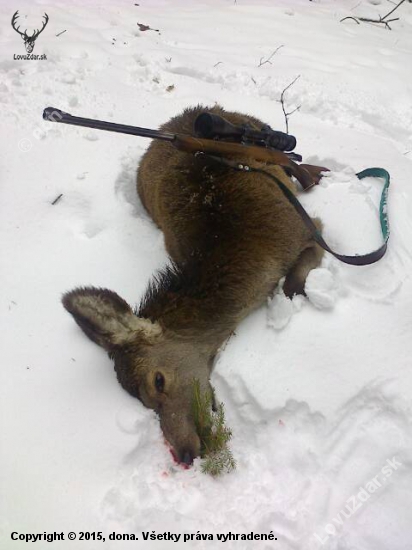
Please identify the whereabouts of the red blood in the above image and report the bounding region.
[169,446,179,464]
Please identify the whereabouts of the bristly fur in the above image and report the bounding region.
[138,260,201,321]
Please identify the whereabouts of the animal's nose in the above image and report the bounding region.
[180,449,195,466]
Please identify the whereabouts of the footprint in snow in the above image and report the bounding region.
[100,383,412,550]
[340,259,404,304]
[114,152,148,217]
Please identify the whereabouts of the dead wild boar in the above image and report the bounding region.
[62,105,323,465]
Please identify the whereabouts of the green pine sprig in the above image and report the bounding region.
[192,380,236,476]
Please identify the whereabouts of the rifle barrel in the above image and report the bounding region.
[42,107,176,142]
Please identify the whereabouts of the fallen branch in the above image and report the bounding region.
[341,0,408,29]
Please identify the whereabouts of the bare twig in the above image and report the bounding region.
[358,15,399,29]
[286,106,300,118]
[56,30,67,37]
[51,194,63,205]
[341,0,407,29]
[258,45,284,67]
[341,16,360,24]
[213,61,223,67]
[279,75,301,134]
[381,0,408,19]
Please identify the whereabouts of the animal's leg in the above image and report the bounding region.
[283,219,324,298]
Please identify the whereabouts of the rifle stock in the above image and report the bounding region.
[172,134,314,189]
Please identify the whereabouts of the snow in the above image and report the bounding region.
[304,268,339,309]
[1,0,412,549]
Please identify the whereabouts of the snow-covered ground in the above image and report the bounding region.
[1,0,412,549]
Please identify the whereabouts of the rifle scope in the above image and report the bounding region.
[194,113,297,153]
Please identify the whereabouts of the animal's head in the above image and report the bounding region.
[11,11,49,54]
[62,287,215,465]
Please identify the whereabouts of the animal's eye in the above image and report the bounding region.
[155,372,165,393]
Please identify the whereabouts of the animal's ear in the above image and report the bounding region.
[62,287,161,351]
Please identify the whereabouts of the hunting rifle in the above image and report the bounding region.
[42,107,390,265]
[42,107,326,190]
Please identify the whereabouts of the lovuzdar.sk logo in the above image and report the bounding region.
[12,10,48,60]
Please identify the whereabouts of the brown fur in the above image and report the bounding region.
[62,105,323,464]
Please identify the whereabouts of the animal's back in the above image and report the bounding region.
[137,105,316,324]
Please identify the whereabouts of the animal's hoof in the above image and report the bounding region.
[283,276,306,299]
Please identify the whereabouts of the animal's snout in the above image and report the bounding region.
[165,433,201,467]
[180,449,195,466]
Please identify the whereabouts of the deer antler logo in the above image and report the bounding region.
[11,11,49,54]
